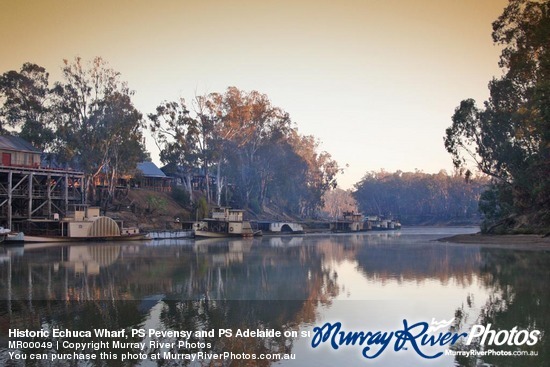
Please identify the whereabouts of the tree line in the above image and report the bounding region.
[444,0,549,233]
[148,87,339,215]
[353,170,487,225]
[4,0,543,226]
[0,58,338,215]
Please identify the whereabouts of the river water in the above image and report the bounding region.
[0,227,548,366]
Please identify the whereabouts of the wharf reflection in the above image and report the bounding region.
[0,237,335,367]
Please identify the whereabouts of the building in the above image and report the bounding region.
[0,136,84,229]
[134,161,172,192]
[80,161,172,192]
[0,135,41,168]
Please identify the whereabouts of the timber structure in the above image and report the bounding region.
[0,136,84,229]
[0,166,85,229]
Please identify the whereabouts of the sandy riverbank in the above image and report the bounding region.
[438,233,550,250]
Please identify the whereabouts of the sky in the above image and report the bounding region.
[0,0,509,189]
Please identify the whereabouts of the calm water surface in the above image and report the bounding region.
[0,227,548,366]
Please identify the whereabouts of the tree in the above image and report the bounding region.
[194,88,296,208]
[322,188,358,219]
[353,170,486,225]
[194,91,232,206]
[0,63,55,149]
[1,58,147,207]
[52,57,147,204]
[149,99,199,201]
[96,91,147,205]
[149,87,339,214]
[444,0,549,232]
[289,132,340,216]
[219,87,293,207]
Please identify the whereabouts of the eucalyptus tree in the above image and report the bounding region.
[322,188,358,219]
[444,0,549,232]
[0,62,55,149]
[193,94,223,204]
[288,132,340,217]
[149,87,340,214]
[51,57,147,203]
[193,87,295,209]
[219,87,294,207]
[150,93,232,205]
[148,99,200,201]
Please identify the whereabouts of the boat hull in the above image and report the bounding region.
[194,230,256,238]
[146,230,194,239]
[5,232,149,244]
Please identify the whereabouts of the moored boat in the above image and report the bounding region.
[365,215,402,230]
[5,205,148,244]
[194,207,262,238]
[0,227,10,243]
[331,211,367,233]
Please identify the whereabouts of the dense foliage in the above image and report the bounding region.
[0,63,54,150]
[444,0,550,233]
[0,57,148,205]
[0,60,338,215]
[149,87,339,215]
[353,170,487,225]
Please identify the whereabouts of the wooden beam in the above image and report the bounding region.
[7,171,12,229]
[28,173,33,219]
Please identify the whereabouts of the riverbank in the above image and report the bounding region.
[438,233,550,250]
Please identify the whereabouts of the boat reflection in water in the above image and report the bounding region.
[0,228,547,366]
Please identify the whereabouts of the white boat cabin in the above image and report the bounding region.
[210,207,245,222]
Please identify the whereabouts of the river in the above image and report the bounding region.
[1,227,548,366]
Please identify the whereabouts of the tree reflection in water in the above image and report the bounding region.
[2,232,547,366]
[452,248,549,367]
[0,239,339,366]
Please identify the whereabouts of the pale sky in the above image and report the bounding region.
[0,0,508,189]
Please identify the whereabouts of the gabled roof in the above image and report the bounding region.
[0,135,42,153]
[137,161,167,178]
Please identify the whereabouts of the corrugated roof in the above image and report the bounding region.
[0,135,42,153]
[137,161,167,178]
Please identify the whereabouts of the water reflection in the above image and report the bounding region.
[0,228,548,366]
[452,248,550,367]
